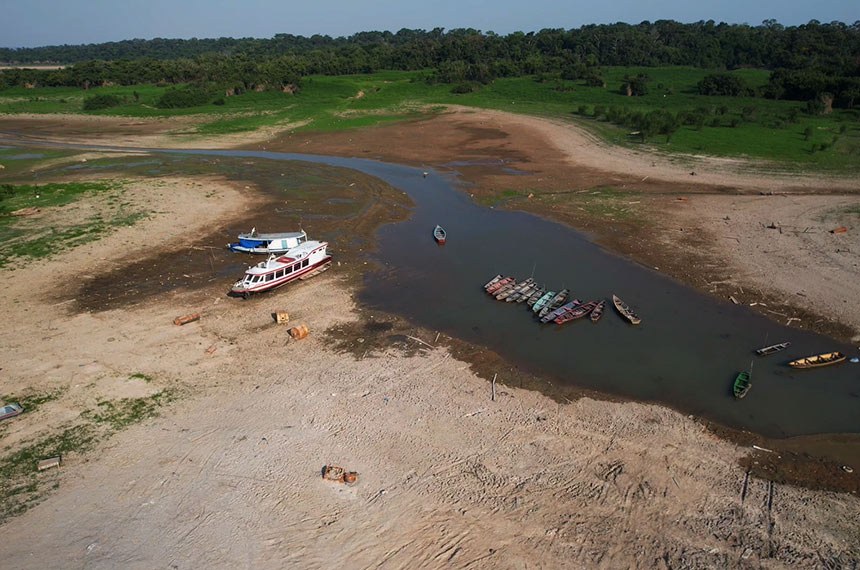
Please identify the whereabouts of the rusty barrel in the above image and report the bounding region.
[289,323,309,339]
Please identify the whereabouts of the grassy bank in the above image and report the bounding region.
[1,68,859,170]
[0,175,149,268]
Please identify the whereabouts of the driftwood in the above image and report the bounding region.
[491,373,497,402]
[406,335,433,349]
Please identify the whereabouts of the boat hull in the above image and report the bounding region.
[434,225,446,244]
[787,352,846,369]
[230,255,331,296]
[733,371,751,399]
[230,241,331,297]
[612,294,641,325]
[755,342,790,356]
[228,243,292,254]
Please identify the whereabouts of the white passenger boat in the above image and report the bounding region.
[227,228,308,254]
[230,240,331,297]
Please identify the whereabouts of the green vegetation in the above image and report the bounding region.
[576,187,641,221]
[1,68,857,171]
[0,389,176,522]
[2,389,65,414]
[129,372,153,383]
[82,390,176,431]
[82,93,123,110]
[156,86,213,108]
[0,180,150,268]
[0,424,96,521]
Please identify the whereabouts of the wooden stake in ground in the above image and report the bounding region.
[491,373,497,401]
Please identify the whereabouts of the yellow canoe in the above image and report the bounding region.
[787,351,846,369]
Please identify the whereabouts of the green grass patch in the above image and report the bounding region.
[2,389,65,414]
[473,188,527,207]
[0,181,115,214]
[129,373,153,383]
[575,186,640,221]
[0,180,150,268]
[82,390,176,431]
[0,424,96,522]
[0,389,178,522]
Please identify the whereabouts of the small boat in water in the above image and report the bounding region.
[733,370,751,399]
[483,274,503,290]
[538,289,569,319]
[524,287,545,306]
[487,276,514,295]
[498,278,534,301]
[755,342,790,356]
[433,225,447,244]
[229,240,331,298]
[589,300,606,323]
[541,298,582,324]
[555,300,599,325]
[787,352,846,369]
[508,282,538,303]
[228,228,308,254]
[532,290,556,313]
[612,294,641,325]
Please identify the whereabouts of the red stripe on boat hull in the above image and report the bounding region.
[229,255,332,297]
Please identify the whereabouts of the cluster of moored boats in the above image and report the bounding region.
[226,228,332,298]
[733,341,849,399]
[482,274,641,325]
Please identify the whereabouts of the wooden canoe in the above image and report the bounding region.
[541,299,582,324]
[486,276,514,294]
[589,300,606,323]
[755,342,790,356]
[532,290,556,313]
[612,294,641,325]
[787,352,846,369]
[483,274,503,290]
[554,300,599,325]
[525,287,545,306]
[539,289,569,318]
[733,371,751,399]
[497,278,533,301]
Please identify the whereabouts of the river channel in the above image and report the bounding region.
[8,144,860,438]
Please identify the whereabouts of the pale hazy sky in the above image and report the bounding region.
[2,0,858,48]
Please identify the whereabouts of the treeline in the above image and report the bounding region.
[0,56,303,94]
[2,20,859,71]
[1,20,859,109]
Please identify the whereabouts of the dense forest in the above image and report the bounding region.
[2,20,859,109]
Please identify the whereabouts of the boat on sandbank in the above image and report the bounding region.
[229,240,331,298]
[227,228,308,254]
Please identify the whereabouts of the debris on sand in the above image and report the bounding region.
[830,226,848,234]
[173,313,201,326]
[289,324,309,339]
[322,465,359,485]
[272,311,290,324]
[11,207,40,217]
[38,457,61,471]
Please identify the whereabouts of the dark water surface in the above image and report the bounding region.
[9,144,860,438]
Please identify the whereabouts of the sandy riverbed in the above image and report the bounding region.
[0,109,858,567]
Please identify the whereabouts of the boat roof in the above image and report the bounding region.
[238,230,307,241]
[244,240,326,274]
